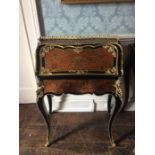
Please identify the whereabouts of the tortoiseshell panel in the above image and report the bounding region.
[45,47,114,72]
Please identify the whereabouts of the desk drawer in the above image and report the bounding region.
[36,43,123,78]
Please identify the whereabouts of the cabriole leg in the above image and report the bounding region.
[108,95,121,147]
[37,95,51,147]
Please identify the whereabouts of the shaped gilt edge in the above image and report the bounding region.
[40,43,117,54]
[40,43,118,58]
[39,36,119,45]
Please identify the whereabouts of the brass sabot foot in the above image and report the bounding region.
[45,142,50,147]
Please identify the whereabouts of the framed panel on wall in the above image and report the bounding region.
[61,0,134,4]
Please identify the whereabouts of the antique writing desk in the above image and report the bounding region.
[35,37,124,147]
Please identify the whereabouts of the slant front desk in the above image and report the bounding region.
[35,37,124,147]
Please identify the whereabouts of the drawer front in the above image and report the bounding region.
[36,43,122,78]
[43,79,117,95]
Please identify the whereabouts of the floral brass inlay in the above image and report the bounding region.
[40,67,52,75]
[36,81,44,98]
[104,45,116,57]
[41,52,45,58]
[42,46,54,54]
[113,80,122,98]
[105,67,117,75]
[40,46,55,59]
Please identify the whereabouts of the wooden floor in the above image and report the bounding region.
[20,104,135,155]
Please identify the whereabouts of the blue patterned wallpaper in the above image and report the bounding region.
[40,0,135,36]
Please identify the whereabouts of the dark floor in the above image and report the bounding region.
[19,104,135,155]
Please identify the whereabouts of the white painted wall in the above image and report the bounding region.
[19,0,134,111]
[19,3,37,103]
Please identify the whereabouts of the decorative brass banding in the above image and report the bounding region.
[40,35,119,41]
[40,44,104,50]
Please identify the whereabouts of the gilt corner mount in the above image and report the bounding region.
[61,0,134,4]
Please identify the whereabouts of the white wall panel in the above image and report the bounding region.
[19,3,37,103]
